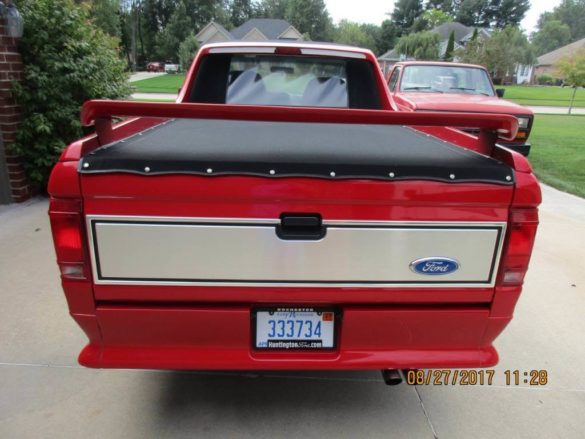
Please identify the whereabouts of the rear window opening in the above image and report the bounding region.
[226,55,348,108]
[188,53,381,109]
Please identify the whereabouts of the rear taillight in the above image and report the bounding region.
[49,198,89,280]
[500,208,539,285]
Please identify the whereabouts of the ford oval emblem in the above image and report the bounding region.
[410,257,460,275]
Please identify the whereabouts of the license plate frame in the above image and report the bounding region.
[252,307,338,350]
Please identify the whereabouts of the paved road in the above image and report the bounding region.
[0,184,584,438]
[132,92,178,101]
[129,72,167,83]
[527,106,585,115]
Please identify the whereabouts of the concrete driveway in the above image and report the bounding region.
[1,185,584,438]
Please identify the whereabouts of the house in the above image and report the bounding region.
[378,22,533,84]
[196,18,303,46]
[431,22,490,59]
[532,37,585,82]
[377,22,490,76]
[378,49,403,75]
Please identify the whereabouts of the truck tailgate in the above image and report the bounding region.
[78,119,515,303]
[80,175,512,304]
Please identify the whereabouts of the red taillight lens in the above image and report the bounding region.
[501,208,539,286]
[49,198,88,280]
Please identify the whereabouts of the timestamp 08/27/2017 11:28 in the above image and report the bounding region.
[406,369,549,386]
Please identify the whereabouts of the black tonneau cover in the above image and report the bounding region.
[79,119,514,185]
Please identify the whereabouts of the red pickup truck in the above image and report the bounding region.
[387,61,534,156]
[48,42,540,382]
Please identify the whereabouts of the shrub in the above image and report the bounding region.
[536,74,554,85]
[11,0,131,187]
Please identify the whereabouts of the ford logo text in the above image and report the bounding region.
[410,257,460,275]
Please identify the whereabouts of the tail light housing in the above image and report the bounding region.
[500,208,539,285]
[49,198,89,280]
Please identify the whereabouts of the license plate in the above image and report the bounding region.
[254,308,336,350]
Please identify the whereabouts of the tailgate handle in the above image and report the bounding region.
[276,214,326,240]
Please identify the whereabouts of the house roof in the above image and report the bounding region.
[231,19,295,40]
[431,22,473,42]
[212,22,233,39]
[379,48,400,61]
[195,21,233,41]
[537,37,585,66]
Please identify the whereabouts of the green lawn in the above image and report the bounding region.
[502,86,585,108]
[131,74,186,93]
[131,75,585,108]
[529,114,585,198]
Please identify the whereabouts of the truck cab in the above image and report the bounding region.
[177,41,393,110]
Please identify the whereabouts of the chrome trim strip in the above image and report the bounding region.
[87,214,503,227]
[86,215,506,288]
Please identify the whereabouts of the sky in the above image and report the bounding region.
[324,0,563,34]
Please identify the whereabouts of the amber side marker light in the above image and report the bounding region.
[515,131,528,140]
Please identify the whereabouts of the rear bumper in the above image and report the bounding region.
[73,305,509,370]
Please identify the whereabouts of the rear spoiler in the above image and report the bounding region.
[81,100,518,154]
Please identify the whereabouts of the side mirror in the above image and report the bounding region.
[496,88,505,98]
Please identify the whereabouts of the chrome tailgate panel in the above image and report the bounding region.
[88,216,505,288]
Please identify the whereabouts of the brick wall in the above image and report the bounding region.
[0,16,30,202]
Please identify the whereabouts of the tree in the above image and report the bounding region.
[359,23,383,53]
[140,0,179,55]
[155,1,193,61]
[426,0,454,14]
[444,29,455,61]
[391,0,424,35]
[11,0,131,187]
[229,0,255,27]
[120,1,145,69]
[535,0,585,42]
[183,0,230,31]
[488,0,530,29]
[377,20,400,55]
[284,0,333,41]
[457,26,535,83]
[412,8,453,31]
[395,31,441,60]
[456,0,491,27]
[83,0,121,37]
[531,20,572,56]
[260,0,288,18]
[556,49,585,114]
[178,32,200,71]
[423,8,453,28]
[334,20,376,52]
